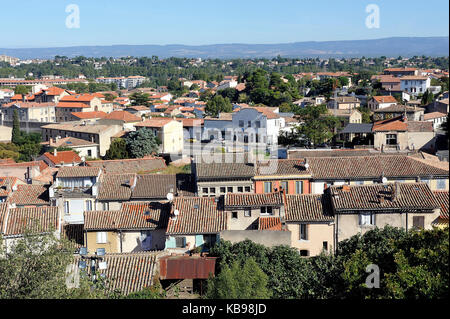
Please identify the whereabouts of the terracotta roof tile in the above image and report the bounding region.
[433,191,449,220]
[70,111,107,119]
[372,96,398,103]
[84,202,169,230]
[225,192,284,207]
[104,111,142,122]
[43,151,82,165]
[4,206,59,236]
[285,194,334,222]
[258,216,283,231]
[131,174,177,199]
[86,157,166,174]
[330,183,439,212]
[97,173,135,201]
[256,159,311,177]
[306,155,449,180]
[56,166,101,178]
[167,197,227,235]
[74,252,159,295]
[7,184,49,206]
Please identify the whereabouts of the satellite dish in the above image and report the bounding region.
[173,209,179,216]
[382,177,388,183]
[304,163,310,169]
[166,192,174,201]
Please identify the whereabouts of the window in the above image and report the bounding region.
[220,187,226,193]
[227,187,233,193]
[247,121,251,127]
[255,121,261,128]
[264,182,272,193]
[232,212,238,219]
[323,241,328,251]
[280,181,288,193]
[239,120,244,127]
[244,208,251,217]
[299,224,308,240]
[356,180,364,185]
[175,237,186,248]
[413,216,425,229]
[96,232,107,244]
[359,212,375,226]
[437,179,446,190]
[299,250,309,257]
[295,181,303,194]
[86,200,92,211]
[102,202,109,210]
[261,206,273,216]
[87,150,92,157]
[202,188,208,194]
[245,186,251,192]
[386,134,397,145]
[237,186,243,192]
[64,201,69,214]
[209,187,216,194]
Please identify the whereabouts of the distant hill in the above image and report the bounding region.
[1,37,448,59]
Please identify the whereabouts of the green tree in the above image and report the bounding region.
[0,231,112,299]
[357,107,372,123]
[12,109,21,145]
[14,85,31,95]
[205,95,232,117]
[104,138,129,160]
[421,90,434,105]
[296,104,341,146]
[129,92,150,106]
[205,258,271,299]
[124,128,160,158]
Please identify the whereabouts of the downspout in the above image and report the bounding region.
[405,211,408,234]
[120,230,123,253]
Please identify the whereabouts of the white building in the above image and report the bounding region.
[423,112,447,131]
[96,76,147,89]
[400,76,431,96]
[232,106,284,145]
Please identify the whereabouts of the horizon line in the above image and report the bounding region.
[1,35,448,50]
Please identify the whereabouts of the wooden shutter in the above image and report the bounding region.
[413,216,425,229]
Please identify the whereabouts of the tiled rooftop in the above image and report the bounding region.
[167,197,227,235]
[225,192,284,207]
[329,183,439,212]
[285,194,334,222]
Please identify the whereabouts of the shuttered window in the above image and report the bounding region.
[96,232,107,244]
[300,224,308,240]
[413,216,425,229]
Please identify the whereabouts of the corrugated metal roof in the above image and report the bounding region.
[159,255,216,280]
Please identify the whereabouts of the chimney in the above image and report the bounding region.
[393,182,401,201]
[53,148,57,157]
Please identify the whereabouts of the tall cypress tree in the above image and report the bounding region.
[12,109,21,145]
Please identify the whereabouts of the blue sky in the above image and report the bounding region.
[1,0,448,48]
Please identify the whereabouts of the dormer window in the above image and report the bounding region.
[260,206,273,216]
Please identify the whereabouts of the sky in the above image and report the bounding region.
[1,0,448,48]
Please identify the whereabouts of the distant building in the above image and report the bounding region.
[400,76,431,96]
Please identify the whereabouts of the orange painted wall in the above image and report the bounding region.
[254,179,311,194]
